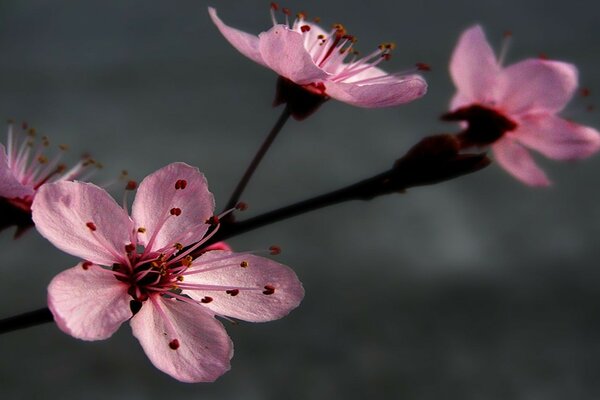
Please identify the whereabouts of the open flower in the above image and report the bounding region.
[209,6,427,109]
[0,121,97,211]
[31,162,304,382]
[448,25,600,186]
[0,122,98,236]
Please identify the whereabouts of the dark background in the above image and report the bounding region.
[1,1,600,399]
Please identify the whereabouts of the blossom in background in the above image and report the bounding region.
[31,162,304,383]
[448,25,600,186]
[208,6,427,109]
[0,121,97,211]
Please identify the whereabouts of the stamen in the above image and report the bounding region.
[201,296,213,303]
[138,227,146,233]
[170,207,182,216]
[86,222,97,231]
[416,62,431,71]
[498,30,512,66]
[240,261,249,268]
[226,289,240,296]
[82,261,93,270]
[236,202,248,211]
[301,25,311,33]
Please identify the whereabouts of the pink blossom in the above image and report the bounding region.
[208,6,427,108]
[31,162,304,382]
[449,25,600,186]
[0,122,97,212]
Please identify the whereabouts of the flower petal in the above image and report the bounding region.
[497,59,578,115]
[258,25,329,85]
[449,25,501,105]
[32,181,133,266]
[492,138,551,186]
[208,7,267,67]
[0,144,33,199]
[130,296,233,383]
[324,74,427,108]
[48,262,131,340]
[131,162,214,253]
[184,251,304,322]
[514,114,600,160]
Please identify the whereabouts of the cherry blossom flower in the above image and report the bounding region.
[448,25,600,186]
[0,121,97,212]
[31,162,304,382]
[208,6,427,109]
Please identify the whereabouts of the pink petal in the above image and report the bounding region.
[31,181,133,266]
[492,138,551,186]
[449,25,501,104]
[48,262,131,340]
[324,74,427,108]
[130,296,233,383]
[0,144,33,199]
[514,114,600,160]
[131,163,214,253]
[184,251,304,322]
[208,7,267,67]
[258,25,329,85]
[497,59,578,115]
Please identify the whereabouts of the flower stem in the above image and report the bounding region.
[0,307,53,334]
[223,105,292,212]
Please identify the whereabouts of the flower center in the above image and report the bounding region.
[443,104,518,147]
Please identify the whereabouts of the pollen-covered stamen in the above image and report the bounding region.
[82,261,93,270]
[149,296,180,351]
[169,207,182,216]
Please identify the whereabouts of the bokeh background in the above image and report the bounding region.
[2,1,600,399]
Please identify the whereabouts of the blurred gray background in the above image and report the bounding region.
[1,0,600,399]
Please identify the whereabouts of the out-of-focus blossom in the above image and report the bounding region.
[32,162,304,382]
[209,6,427,110]
[0,122,98,235]
[447,25,600,186]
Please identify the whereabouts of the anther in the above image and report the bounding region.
[270,2,279,11]
[269,245,281,255]
[282,7,291,16]
[177,276,184,282]
[82,261,93,270]
[126,180,137,190]
[137,227,146,233]
[240,261,249,268]
[169,339,180,350]
[182,255,194,267]
[226,289,240,296]
[416,62,431,71]
[201,296,213,303]
[86,222,97,231]
[381,53,392,61]
[296,12,306,19]
[125,243,136,253]
[206,215,219,225]
[301,25,311,32]
[174,242,183,251]
[175,179,187,190]
[581,88,591,97]
[263,285,276,295]
[236,202,248,211]
[170,207,182,216]
[37,155,48,164]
